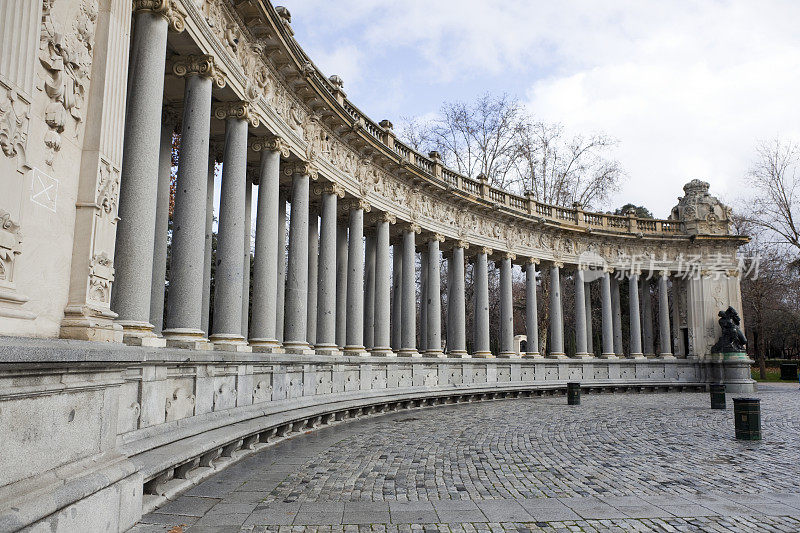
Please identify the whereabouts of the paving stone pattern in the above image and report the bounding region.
[131,383,800,532]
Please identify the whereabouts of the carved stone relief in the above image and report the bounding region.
[0,82,30,167]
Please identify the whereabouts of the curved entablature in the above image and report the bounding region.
[171,0,744,272]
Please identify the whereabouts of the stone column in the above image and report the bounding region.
[573,268,590,358]
[163,57,222,349]
[112,6,175,346]
[399,226,420,357]
[363,231,376,350]
[524,259,541,357]
[372,213,394,356]
[585,286,594,356]
[283,163,314,354]
[241,172,253,339]
[306,208,319,346]
[201,146,219,336]
[671,278,685,357]
[628,272,644,358]
[314,183,342,355]
[473,248,492,358]
[210,102,256,351]
[548,263,566,358]
[426,235,445,357]
[448,243,468,357]
[658,271,675,358]
[641,276,655,356]
[599,271,616,358]
[499,253,517,357]
[148,114,177,336]
[611,275,623,356]
[276,190,287,343]
[419,247,428,351]
[391,245,403,352]
[345,201,369,355]
[335,221,348,348]
[249,138,286,352]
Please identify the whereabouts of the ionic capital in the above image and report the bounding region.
[430,233,446,243]
[313,182,345,198]
[406,223,422,234]
[551,261,565,269]
[252,136,290,158]
[478,246,493,256]
[344,198,371,212]
[658,269,671,278]
[726,268,740,277]
[456,240,470,250]
[502,251,517,261]
[133,0,186,32]
[213,101,259,127]
[282,161,318,180]
[172,55,226,88]
[378,211,397,224]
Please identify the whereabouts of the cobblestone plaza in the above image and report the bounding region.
[131,383,800,532]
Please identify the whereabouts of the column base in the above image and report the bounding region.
[424,350,447,358]
[60,305,123,343]
[397,349,421,358]
[210,334,252,352]
[659,353,676,360]
[447,350,471,359]
[283,341,316,355]
[343,345,369,357]
[628,352,646,360]
[599,353,618,359]
[370,347,396,357]
[573,352,593,359]
[546,352,568,359]
[524,352,544,359]
[498,351,521,359]
[117,320,166,347]
[163,328,213,350]
[250,340,285,353]
[314,343,341,356]
[472,351,494,359]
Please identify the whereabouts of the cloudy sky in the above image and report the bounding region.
[279,0,800,218]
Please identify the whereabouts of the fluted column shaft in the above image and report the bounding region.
[345,205,366,355]
[600,271,616,358]
[372,216,392,355]
[363,231,376,350]
[210,115,249,350]
[611,276,623,356]
[249,146,281,350]
[658,272,674,358]
[473,250,492,358]
[307,209,319,346]
[201,152,216,335]
[315,188,339,354]
[335,222,348,348]
[399,229,419,356]
[113,11,169,344]
[448,245,467,357]
[391,246,402,351]
[283,169,311,353]
[276,192,286,342]
[165,73,213,347]
[524,260,540,356]
[426,237,444,357]
[573,268,589,357]
[629,273,644,358]
[149,120,174,335]
[641,277,655,356]
[548,264,566,358]
[499,255,515,357]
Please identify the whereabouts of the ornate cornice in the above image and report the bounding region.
[133,0,186,32]
[213,101,259,127]
[172,55,226,88]
[252,136,290,158]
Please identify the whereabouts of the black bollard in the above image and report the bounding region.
[567,382,580,405]
[709,384,726,409]
[733,397,761,441]
[780,363,798,381]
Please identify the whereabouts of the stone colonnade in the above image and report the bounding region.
[110,4,687,359]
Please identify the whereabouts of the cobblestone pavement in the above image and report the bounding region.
[131,383,800,532]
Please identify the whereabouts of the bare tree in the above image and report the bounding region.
[746,138,800,253]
